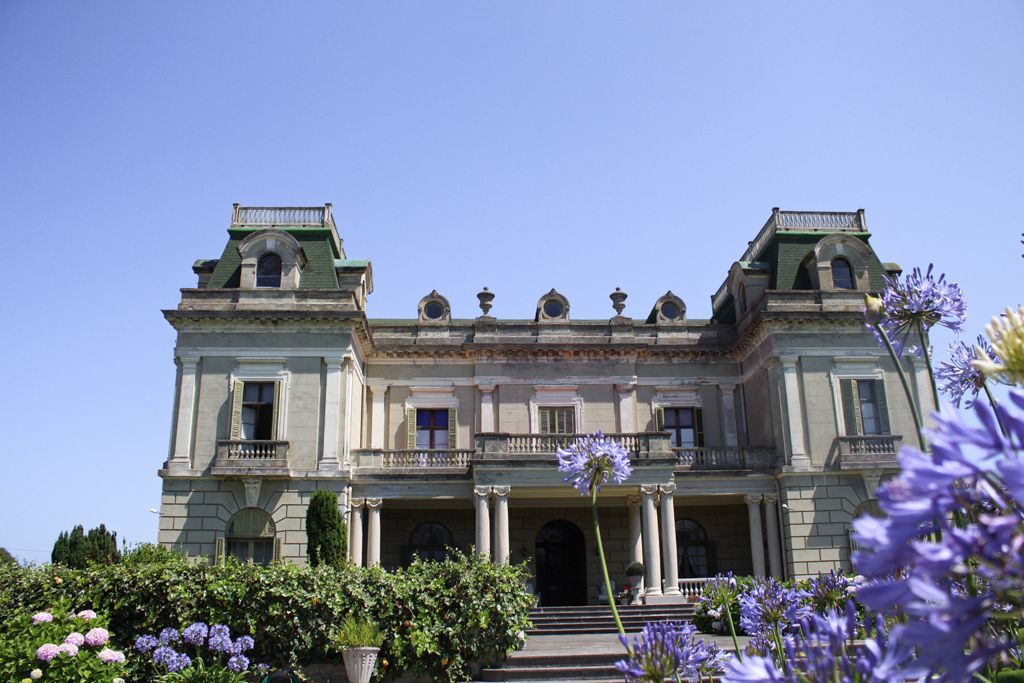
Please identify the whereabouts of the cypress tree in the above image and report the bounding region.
[0,547,15,566]
[51,524,119,568]
[306,490,347,568]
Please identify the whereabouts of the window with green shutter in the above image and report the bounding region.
[413,408,452,449]
[663,407,704,447]
[539,406,575,434]
[230,380,280,440]
[840,379,890,436]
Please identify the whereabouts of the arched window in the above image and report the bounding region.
[676,518,710,578]
[226,508,276,565]
[407,522,453,563]
[831,258,855,290]
[256,253,283,288]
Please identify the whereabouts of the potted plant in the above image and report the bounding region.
[625,561,645,604]
[332,616,384,683]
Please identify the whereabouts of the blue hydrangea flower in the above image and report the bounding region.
[616,621,727,682]
[556,431,632,496]
[937,336,996,407]
[181,622,208,647]
[868,264,967,357]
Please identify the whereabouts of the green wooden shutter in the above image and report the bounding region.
[694,408,705,447]
[215,536,226,563]
[539,408,550,434]
[448,408,457,449]
[875,380,891,435]
[655,406,665,432]
[840,380,860,436]
[271,380,282,439]
[407,408,417,448]
[229,381,245,439]
[272,537,282,562]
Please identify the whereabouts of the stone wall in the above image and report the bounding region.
[779,473,869,579]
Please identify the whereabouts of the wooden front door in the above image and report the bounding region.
[535,520,587,606]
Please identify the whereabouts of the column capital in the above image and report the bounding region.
[615,382,636,395]
[640,484,660,497]
[658,482,676,496]
[177,355,200,369]
[350,497,366,508]
[323,355,345,369]
[365,497,383,510]
[474,485,493,499]
[718,382,737,394]
[744,494,763,506]
[762,493,778,504]
[492,485,511,498]
[626,495,641,509]
[477,382,497,394]
[779,355,799,370]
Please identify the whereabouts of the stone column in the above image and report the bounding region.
[320,357,344,470]
[763,494,783,579]
[493,486,510,565]
[720,384,739,448]
[627,496,643,565]
[349,499,365,567]
[365,498,382,567]
[640,485,663,596]
[780,357,810,468]
[369,384,387,448]
[659,483,680,595]
[616,383,636,433]
[479,384,496,432]
[169,356,200,470]
[341,358,355,466]
[745,494,767,577]
[474,486,492,559]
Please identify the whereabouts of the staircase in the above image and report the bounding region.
[477,603,697,681]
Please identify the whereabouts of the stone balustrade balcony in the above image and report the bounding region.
[352,448,475,474]
[212,439,290,476]
[674,446,775,471]
[835,434,903,470]
[474,432,675,461]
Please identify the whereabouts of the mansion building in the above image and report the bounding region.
[158,204,923,606]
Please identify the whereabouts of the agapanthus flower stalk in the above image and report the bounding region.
[557,432,632,641]
[937,336,997,408]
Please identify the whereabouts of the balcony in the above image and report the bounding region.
[212,439,290,476]
[674,447,775,471]
[835,435,903,470]
[352,449,475,474]
[475,432,674,461]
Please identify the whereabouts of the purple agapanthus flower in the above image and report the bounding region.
[157,627,179,645]
[937,336,996,407]
[616,621,727,682]
[181,622,208,646]
[868,264,967,357]
[152,646,191,673]
[556,431,632,496]
[227,654,250,672]
[852,390,1024,680]
[230,635,255,654]
[134,634,158,653]
[207,624,233,653]
[722,654,790,682]
[738,577,811,645]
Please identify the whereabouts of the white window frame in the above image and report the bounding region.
[230,359,290,440]
[404,387,460,449]
[828,359,883,437]
[529,386,583,434]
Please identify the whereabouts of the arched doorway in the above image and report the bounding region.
[406,522,454,564]
[535,520,587,606]
[676,518,711,578]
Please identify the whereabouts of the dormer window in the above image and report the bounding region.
[417,291,452,323]
[424,301,445,319]
[256,253,282,288]
[831,258,855,290]
[660,301,681,320]
[543,299,564,318]
[536,289,570,322]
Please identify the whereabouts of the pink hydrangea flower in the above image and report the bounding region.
[58,642,79,657]
[76,609,98,621]
[32,612,53,624]
[65,632,85,646]
[96,648,125,664]
[35,644,60,662]
[84,627,109,647]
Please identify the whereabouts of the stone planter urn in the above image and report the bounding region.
[342,647,379,683]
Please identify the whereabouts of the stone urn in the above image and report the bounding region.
[342,647,379,683]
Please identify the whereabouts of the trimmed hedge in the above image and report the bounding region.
[0,548,532,682]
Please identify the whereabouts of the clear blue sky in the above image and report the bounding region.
[1,2,1021,563]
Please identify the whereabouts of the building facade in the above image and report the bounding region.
[158,204,924,605]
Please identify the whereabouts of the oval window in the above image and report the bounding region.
[543,299,564,318]
[660,301,680,319]
[424,301,445,319]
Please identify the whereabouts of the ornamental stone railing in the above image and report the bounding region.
[212,440,290,475]
[836,435,903,470]
[674,447,775,471]
[474,432,674,460]
[678,577,712,600]
[231,204,333,227]
[352,449,475,470]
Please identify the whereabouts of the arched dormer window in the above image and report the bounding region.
[256,253,283,288]
[831,258,855,290]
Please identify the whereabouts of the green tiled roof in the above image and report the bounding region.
[202,228,342,289]
[335,259,370,268]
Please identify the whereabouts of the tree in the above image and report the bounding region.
[0,547,16,566]
[51,524,119,568]
[306,490,347,568]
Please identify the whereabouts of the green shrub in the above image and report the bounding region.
[306,490,347,569]
[0,549,532,683]
[51,524,119,568]
[333,617,384,649]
